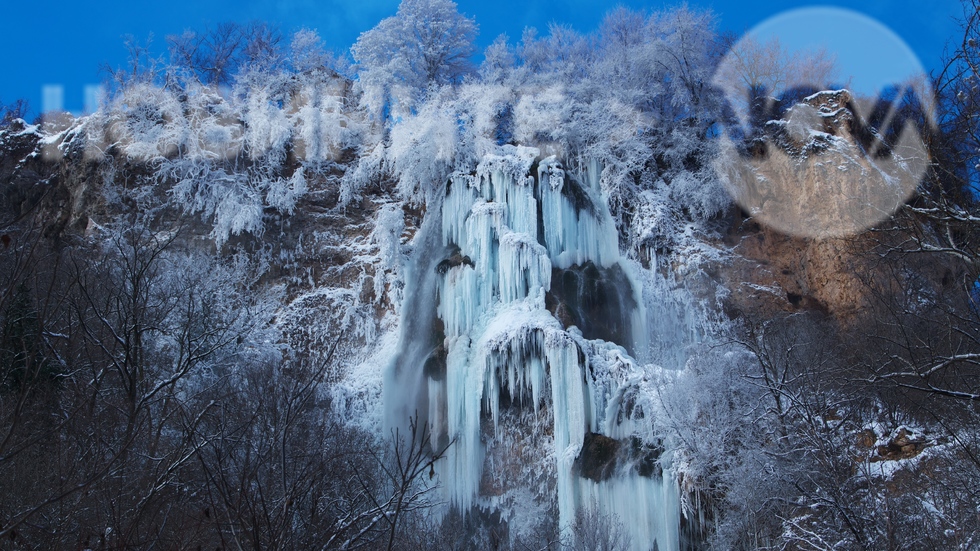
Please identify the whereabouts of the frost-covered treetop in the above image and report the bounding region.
[37,3,745,251]
[351,0,478,115]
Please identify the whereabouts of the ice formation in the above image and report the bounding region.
[389,145,680,550]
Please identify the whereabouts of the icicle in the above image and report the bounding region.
[537,156,620,269]
[441,334,484,512]
[439,265,478,338]
[497,229,550,305]
[539,157,568,258]
[541,333,593,540]
[443,175,476,247]
[574,471,681,551]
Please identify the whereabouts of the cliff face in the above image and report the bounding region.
[714,89,926,240]
[702,89,951,326]
[718,227,869,320]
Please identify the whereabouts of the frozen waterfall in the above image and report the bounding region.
[387,145,681,551]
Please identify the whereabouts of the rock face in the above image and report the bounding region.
[574,433,665,483]
[546,261,640,355]
[709,89,937,323]
[855,427,931,463]
[872,428,929,462]
[437,246,474,274]
[718,227,872,321]
[576,432,621,482]
[716,88,925,239]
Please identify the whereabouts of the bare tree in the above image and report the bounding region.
[0,217,272,547]
[0,98,29,127]
[167,22,283,86]
[566,505,632,551]
[321,414,452,550]
[714,34,840,130]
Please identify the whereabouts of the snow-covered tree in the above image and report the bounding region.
[166,22,284,86]
[290,28,332,73]
[480,34,516,85]
[351,0,477,117]
[289,28,350,76]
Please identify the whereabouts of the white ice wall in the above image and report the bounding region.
[411,145,679,550]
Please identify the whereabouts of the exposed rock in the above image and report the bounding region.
[559,172,596,216]
[717,87,924,240]
[855,429,876,450]
[436,245,474,274]
[546,262,639,354]
[576,432,620,482]
[574,433,664,482]
[718,228,870,322]
[549,300,576,329]
[629,436,664,479]
[423,342,447,381]
[871,428,928,462]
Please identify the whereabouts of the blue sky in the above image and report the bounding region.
[0,0,965,117]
